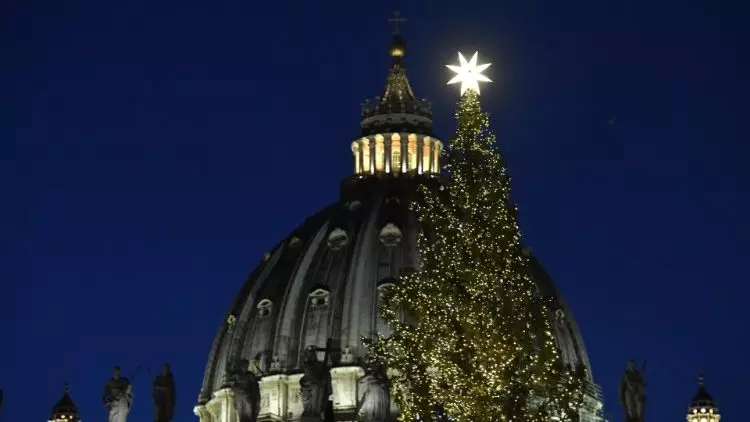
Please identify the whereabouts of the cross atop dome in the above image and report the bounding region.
[387,11,407,59]
[388,11,406,35]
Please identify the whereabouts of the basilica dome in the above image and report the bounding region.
[48,384,81,422]
[195,30,603,422]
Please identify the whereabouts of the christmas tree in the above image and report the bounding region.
[367,57,585,421]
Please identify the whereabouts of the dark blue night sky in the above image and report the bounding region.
[2,0,748,421]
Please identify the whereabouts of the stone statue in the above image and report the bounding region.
[357,361,390,422]
[269,355,282,372]
[102,366,133,422]
[340,346,354,365]
[619,359,646,422]
[231,358,261,422]
[299,347,330,420]
[152,363,176,422]
[250,352,266,377]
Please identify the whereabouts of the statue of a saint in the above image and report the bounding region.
[102,366,133,422]
[231,359,261,422]
[357,361,390,422]
[250,352,266,377]
[152,363,176,422]
[619,359,646,422]
[299,347,330,421]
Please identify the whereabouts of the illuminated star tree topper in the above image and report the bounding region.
[446,51,492,95]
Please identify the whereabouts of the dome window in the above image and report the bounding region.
[309,287,330,308]
[391,133,402,173]
[340,346,355,364]
[327,228,349,251]
[288,236,302,248]
[257,299,273,318]
[269,355,282,372]
[377,281,395,300]
[346,200,361,211]
[379,223,402,247]
[226,314,237,331]
[375,135,385,172]
[555,308,565,321]
[407,135,418,171]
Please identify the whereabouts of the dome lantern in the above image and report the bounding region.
[48,383,81,422]
[352,13,443,179]
[686,375,721,422]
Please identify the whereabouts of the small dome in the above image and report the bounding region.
[691,386,715,407]
[689,375,718,411]
[49,384,80,422]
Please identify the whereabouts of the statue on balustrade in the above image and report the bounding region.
[357,360,390,422]
[102,366,133,422]
[231,358,261,422]
[619,359,646,422]
[299,347,331,421]
[152,363,176,422]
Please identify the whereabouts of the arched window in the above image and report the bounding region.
[376,278,402,338]
[391,133,401,173]
[257,299,273,318]
[433,142,440,173]
[407,134,418,171]
[352,142,360,174]
[327,227,349,251]
[361,139,371,173]
[308,287,331,308]
[375,135,385,172]
[422,137,431,174]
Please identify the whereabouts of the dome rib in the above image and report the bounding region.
[198,205,338,401]
[269,218,332,371]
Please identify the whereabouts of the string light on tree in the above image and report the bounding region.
[368,55,585,421]
[446,52,492,95]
